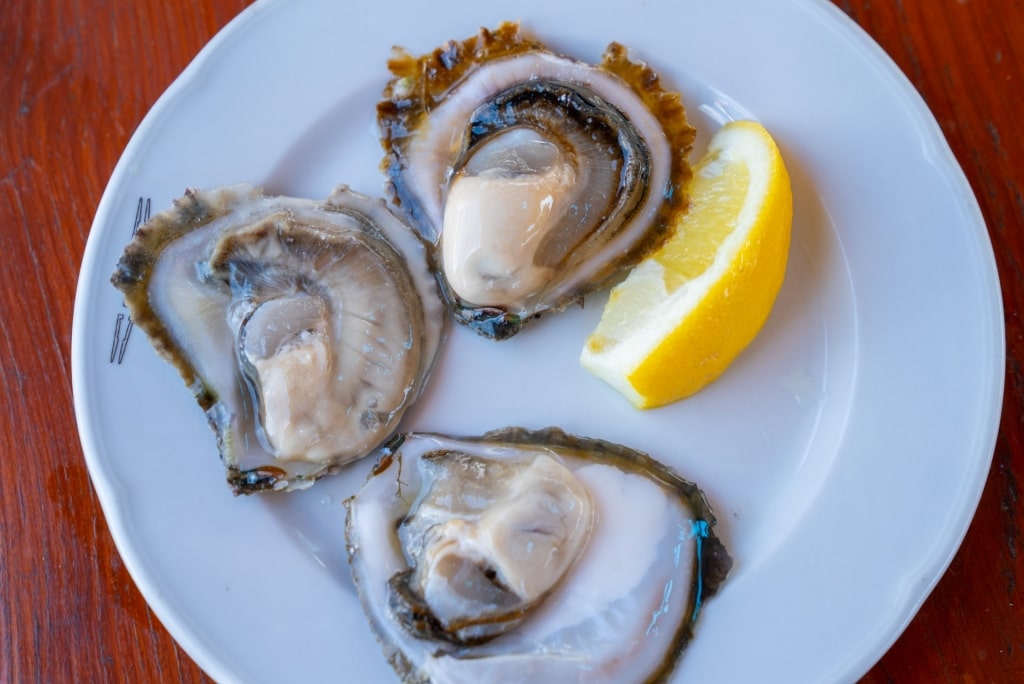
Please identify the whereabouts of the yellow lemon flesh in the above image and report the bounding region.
[580,120,793,408]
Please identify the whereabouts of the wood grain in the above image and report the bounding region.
[1,0,1020,682]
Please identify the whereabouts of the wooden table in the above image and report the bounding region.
[2,0,1020,681]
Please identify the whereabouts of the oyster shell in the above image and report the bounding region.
[378,23,695,339]
[345,427,731,683]
[112,184,444,494]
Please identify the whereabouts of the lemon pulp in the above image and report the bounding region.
[580,120,793,408]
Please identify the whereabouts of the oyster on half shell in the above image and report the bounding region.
[345,427,732,683]
[112,185,444,494]
[378,22,696,339]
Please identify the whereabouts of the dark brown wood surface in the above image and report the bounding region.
[1,0,1020,682]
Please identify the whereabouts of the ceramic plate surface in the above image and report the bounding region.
[72,0,1004,681]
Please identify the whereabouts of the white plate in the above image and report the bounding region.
[72,0,1004,681]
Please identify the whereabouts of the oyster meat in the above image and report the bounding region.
[112,184,444,494]
[345,427,731,683]
[378,22,696,339]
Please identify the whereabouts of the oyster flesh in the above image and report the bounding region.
[112,184,444,494]
[378,22,696,339]
[345,427,731,683]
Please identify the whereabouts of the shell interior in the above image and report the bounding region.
[112,184,444,494]
[378,22,695,339]
[345,427,732,683]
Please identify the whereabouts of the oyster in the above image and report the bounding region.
[378,23,695,339]
[112,184,444,494]
[345,427,731,683]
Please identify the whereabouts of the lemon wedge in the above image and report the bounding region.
[580,120,793,408]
